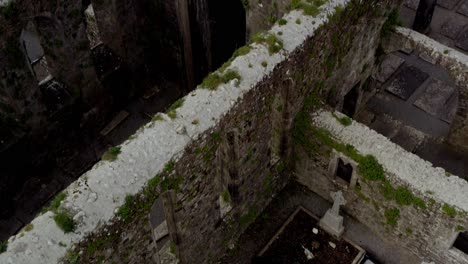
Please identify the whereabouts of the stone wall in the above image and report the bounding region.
[295,110,468,264]
[0,0,405,263]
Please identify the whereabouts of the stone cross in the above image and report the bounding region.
[330,191,346,216]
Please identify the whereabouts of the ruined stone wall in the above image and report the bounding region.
[0,1,401,263]
[295,110,468,264]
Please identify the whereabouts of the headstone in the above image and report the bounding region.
[319,191,346,238]
[150,198,169,242]
[413,0,437,33]
[385,65,429,100]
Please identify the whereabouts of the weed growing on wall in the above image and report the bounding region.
[0,240,7,254]
[102,146,122,161]
[167,98,185,119]
[443,204,457,218]
[54,211,76,233]
[384,207,400,226]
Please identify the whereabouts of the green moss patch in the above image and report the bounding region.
[0,240,7,254]
[54,211,76,233]
[332,113,352,126]
[442,203,457,218]
[290,0,325,17]
[384,207,400,226]
[167,98,185,119]
[102,146,122,161]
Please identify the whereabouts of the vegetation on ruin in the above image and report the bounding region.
[381,9,402,38]
[152,114,164,122]
[201,69,242,90]
[117,195,136,222]
[219,45,252,73]
[384,207,400,226]
[167,98,185,119]
[54,211,76,233]
[442,203,457,218]
[332,112,352,126]
[45,192,67,212]
[0,240,7,254]
[290,0,325,17]
[86,232,119,255]
[0,1,19,21]
[102,146,122,161]
[222,189,232,204]
[239,207,258,229]
[23,224,34,232]
[359,155,385,181]
[279,18,288,26]
[250,32,284,55]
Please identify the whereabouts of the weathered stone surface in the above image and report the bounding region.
[374,54,404,83]
[405,0,420,10]
[413,78,456,119]
[439,18,465,39]
[458,0,468,17]
[385,65,429,100]
[455,27,468,51]
[437,0,460,10]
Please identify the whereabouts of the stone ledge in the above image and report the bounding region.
[312,110,468,212]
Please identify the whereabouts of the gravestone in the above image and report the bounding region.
[319,191,346,238]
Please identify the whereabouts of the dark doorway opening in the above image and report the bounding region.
[208,0,246,70]
[454,232,468,254]
[342,83,360,118]
[187,0,246,87]
[336,158,353,183]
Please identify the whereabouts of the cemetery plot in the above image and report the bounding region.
[256,208,364,264]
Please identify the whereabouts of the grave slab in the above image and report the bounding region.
[437,0,460,10]
[385,65,429,100]
[457,0,468,17]
[413,79,456,119]
[375,54,405,83]
[455,26,468,51]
